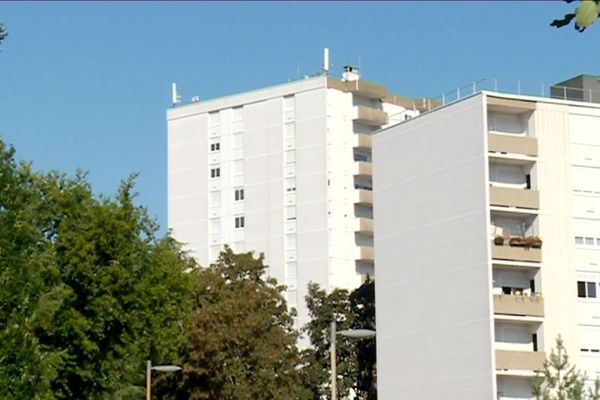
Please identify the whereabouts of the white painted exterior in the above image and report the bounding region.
[374,91,600,399]
[167,75,416,329]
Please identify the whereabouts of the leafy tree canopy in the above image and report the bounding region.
[301,278,376,400]
[160,247,307,400]
[0,23,6,47]
[0,139,195,399]
[551,0,600,32]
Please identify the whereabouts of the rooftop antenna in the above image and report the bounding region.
[172,83,181,106]
[323,48,330,76]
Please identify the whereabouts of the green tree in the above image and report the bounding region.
[533,336,600,400]
[0,139,195,399]
[0,23,6,47]
[300,278,377,400]
[551,0,600,32]
[161,247,306,400]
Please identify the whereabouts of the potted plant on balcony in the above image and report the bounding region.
[494,235,505,246]
[509,236,528,247]
[526,236,543,249]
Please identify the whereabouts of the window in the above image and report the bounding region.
[234,188,245,201]
[210,168,220,178]
[285,178,296,192]
[578,281,597,298]
[586,237,595,246]
[210,142,220,152]
[576,236,584,245]
[234,216,245,229]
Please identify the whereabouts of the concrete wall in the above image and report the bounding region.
[374,94,496,399]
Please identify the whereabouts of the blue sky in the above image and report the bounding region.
[0,1,597,235]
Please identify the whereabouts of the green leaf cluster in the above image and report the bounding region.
[159,247,307,400]
[0,140,195,398]
[300,278,376,400]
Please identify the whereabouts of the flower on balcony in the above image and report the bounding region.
[509,236,543,249]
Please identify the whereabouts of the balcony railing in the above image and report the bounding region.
[491,241,542,263]
[495,350,545,372]
[489,186,539,210]
[353,106,388,127]
[354,161,373,177]
[355,218,374,235]
[488,133,538,157]
[356,246,374,263]
[493,294,544,317]
[354,189,373,205]
[353,133,372,149]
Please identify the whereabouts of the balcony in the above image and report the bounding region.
[353,133,372,150]
[491,241,542,263]
[346,80,389,99]
[353,106,388,127]
[493,294,544,317]
[355,218,374,236]
[356,246,374,263]
[354,189,373,206]
[327,78,388,99]
[488,133,538,157]
[495,350,545,372]
[489,186,539,210]
[354,161,373,177]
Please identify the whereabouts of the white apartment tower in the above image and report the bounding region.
[167,68,422,328]
[374,88,600,399]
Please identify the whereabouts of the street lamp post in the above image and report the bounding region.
[146,360,182,400]
[330,320,376,400]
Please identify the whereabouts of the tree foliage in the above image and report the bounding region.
[0,23,6,47]
[533,336,600,400]
[0,139,195,399]
[551,0,600,32]
[301,278,376,400]
[160,247,307,400]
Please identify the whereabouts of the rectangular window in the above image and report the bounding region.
[284,123,296,139]
[586,237,595,246]
[578,281,598,298]
[283,95,295,110]
[589,282,597,298]
[576,236,584,245]
[234,216,245,229]
[210,168,220,178]
[210,191,220,205]
[285,206,296,220]
[234,188,245,201]
[285,178,296,192]
[210,142,220,152]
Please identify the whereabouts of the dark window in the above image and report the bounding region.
[235,216,245,229]
[578,281,588,298]
[502,287,512,295]
[210,143,220,152]
[234,189,244,201]
[530,279,536,293]
[532,334,538,352]
[588,282,597,298]
[211,168,220,178]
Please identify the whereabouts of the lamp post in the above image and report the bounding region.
[146,360,182,400]
[330,320,376,400]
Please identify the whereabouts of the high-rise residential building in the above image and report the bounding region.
[373,84,600,399]
[167,67,423,329]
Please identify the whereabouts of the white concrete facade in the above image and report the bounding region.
[167,74,418,329]
[374,91,600,399]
